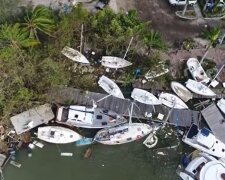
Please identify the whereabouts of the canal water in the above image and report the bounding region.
[3,127,187,180]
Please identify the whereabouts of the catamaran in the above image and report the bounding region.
[131,88,161,105]
[94,103,153,145]
[187,58,210,83]
[171,81,193,102]
[56,105,127,129]
[98,75,125,99]
[158,92,188,109]
[37,126,82,144]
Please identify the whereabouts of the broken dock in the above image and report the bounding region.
[48,87,199,127]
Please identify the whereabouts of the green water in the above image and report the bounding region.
[3,128,184,180]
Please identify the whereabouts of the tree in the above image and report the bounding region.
[200,26,220,64]
[0,23,39,49]
[23,5,56,41]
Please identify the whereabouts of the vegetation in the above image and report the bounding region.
[0,4,167,123]
[199,0,225,17]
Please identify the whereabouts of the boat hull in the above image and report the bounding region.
[38,126,82,144]
[171,81,193,102]
[185,79,216,97]
[101,56,132,69]
[94,123,152,145]
[131,88,161,105]
[159,92,188,109]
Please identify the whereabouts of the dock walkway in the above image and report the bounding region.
[48,87,199,127]
[201,103,225,143]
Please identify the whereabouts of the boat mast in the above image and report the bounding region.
[128,102,134,130]
[80,24,84,53]
[123,36,133,60]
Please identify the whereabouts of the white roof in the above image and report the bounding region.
[11,104,54,135]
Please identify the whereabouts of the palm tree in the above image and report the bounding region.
[0,23,39,49]
[200,26,220,64]
[23,5,55,41]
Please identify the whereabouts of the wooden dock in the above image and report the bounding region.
[48,87,199,127]
[201,103,225,143]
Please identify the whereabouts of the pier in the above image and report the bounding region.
[48,87,199,127]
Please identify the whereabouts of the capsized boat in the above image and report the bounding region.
[217,98,225,114]
[56,105,127,129]
[177,151,219,180]
[158,92,188,109]
[94,103,153,145]
[98,75,124,99]
[182,124,225,158]
[187,58,210,83]
[171,81,193,102]
[185,79,216,97]
[131,88,161,105]
[61,46,90,64]
[101,56,132,69]
[145,63,169,80]
[37,126,82,144]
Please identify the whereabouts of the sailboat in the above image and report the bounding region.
[98,75,125,99]
[101,56,132,69]
[131,88,161,105]
[56,105,127,129]
[171,81,193,102]
[187,58,210,83]
[37,126,82,144]
[94,103,153,145]
[158,92,188,109]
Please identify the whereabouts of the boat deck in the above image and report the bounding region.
[48,87,200,127]
[201,103,225,144]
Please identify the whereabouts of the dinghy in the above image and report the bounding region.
[98,75,125,99]
[61,46,90,64]
[187,58,210,83]
[158,92,188,109]
[217,98,225,114]
[182,124,225,158]
[56,105,127,129]
[38,126,82,144]
[185,79,216,97]
[101,56,132,69]
[94,103,153,145]
[131,88,161,105]
[145,63,169,80]
[171,81,193,102]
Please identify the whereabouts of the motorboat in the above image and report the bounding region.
[158,92,188,109]
[131,88,161,105]
[182,124,225,158]
[37,126,82,144]
[187,58,210,83]
[177,151,220,180]
[61,46,90,64]
[145,63,169,80]
[170,81,193,102]
[101,56,132,69]
[98,75,124,99]
[185,79,216,97]
[94,103,153,145]
[217,98,225,114]
[56,105,127,129]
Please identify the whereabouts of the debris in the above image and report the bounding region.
[9,160,21,168]
[60,152,73,157]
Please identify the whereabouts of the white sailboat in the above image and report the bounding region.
[56,105,127,129]
[98,75,125,99]
[94,103,153,145]
[171,81,193,102]
[61,46,90,64]
[158,92,188,109]
[101,56,132,69]
[187,58,210,83]
[217,98,225,114]
[185,79,216,97]
[37,126,82,144]
[131,88,161,105]
[182,124,225,158]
